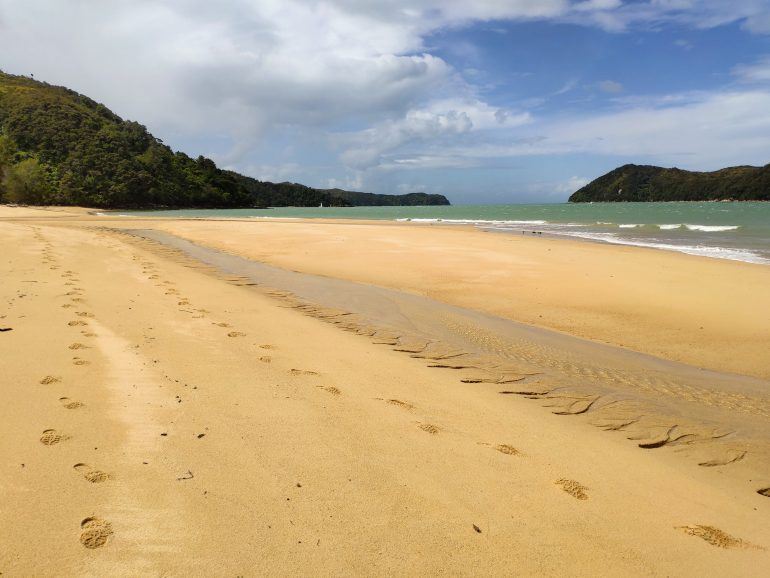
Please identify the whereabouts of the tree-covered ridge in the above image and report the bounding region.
[0,71,449,208]
[320,188,450,206]
[569,164,770,202]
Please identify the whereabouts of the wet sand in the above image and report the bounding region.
[142,216,770,380]
[1,206,769,576]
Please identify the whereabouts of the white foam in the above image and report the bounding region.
[560,231,769,265]
[657,224,682,230]
[684,224,740,232]
[618,223,643,228]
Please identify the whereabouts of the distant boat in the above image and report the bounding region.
[319,202,323,208]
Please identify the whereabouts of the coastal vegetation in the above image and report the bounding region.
[0,71,449,209]
[570,163,770,202]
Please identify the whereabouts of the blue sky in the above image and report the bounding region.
[2,1,770,203]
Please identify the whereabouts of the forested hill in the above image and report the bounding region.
[0,71,449,209]
[321,188,450,206]
[569,164,770,202]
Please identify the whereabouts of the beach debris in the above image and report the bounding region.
[0,327,12,332]
[473,524,482,534]
[758,488,770,497]
[177,470,194,481]
[197,433,205,439]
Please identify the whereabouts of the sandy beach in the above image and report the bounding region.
[1,205,769,576]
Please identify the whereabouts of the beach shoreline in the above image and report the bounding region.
[1,205,769,575]
[3,205,770,378]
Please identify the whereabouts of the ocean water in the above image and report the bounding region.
[117,202,770,265]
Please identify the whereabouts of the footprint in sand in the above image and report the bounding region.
[39,375,61,385]
[227,331,246,338]
[73,463,110,483]
[323,386,341,396]
[213,322,230,328]
[69,343,89,350]
[259,356,272,363]
[418,423,440,435]
[61,303,74,309]
[677,525,758,549]
[40,429,69,445]
[385,399,414,411]
[76,311,95,318]
[72,358,90,366]
[259,344,275,350]
[79,517,113,549]
[495,444,520,456]
[68,320,88,326]
[290,369,319,376]
[555,478,589,500]
[178,300,190,306]
[59,397,84,409]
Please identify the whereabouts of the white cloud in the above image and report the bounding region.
[733,55,770,83]
[1,0,770,199]
[555,176,591,193]
[337,99,531,170]
[412,89,770,169]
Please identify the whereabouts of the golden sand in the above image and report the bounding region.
[0,206,768,575]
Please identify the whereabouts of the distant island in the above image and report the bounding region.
[0,71,449,209]
[569,163,770,202]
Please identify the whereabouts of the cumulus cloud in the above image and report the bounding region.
[1,0,770,198]
[337,99,530,170]
[405,89,770,170]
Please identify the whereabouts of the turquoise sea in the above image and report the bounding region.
[117,202,770,265]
